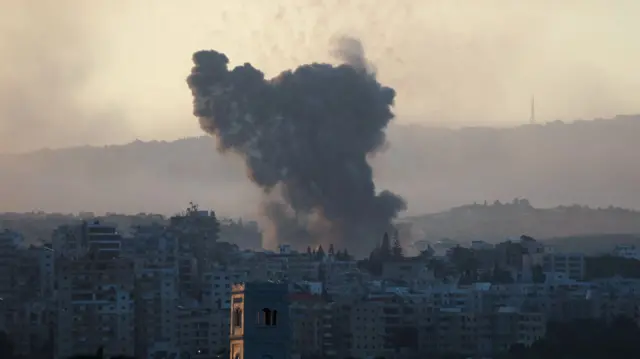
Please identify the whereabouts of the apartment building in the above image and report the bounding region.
[612,245,640,260]
[1,299,53,358]
[134,267,179,359]
[340,294,418,359]
[0,229,26,302]
[345,297,386,358]
[176,303,229,359]
[52,221,122,260]
[35,245,55,298]
[543,252,586,281]
[417,306,545,357]
[202,264,248,310]
[381,260,435,286]
[289,293,336,359]
[55,256,135,359]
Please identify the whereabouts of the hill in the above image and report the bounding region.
[1,114,640,216]
[543,234,640,255]
[402,199,640,249]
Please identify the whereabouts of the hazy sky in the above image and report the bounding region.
[1,0,640,153]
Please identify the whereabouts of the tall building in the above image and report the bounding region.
[52,221,122,260]
[169,208,220,299]
[134,266,179,359]
[55,255,135,359]
[289,293,336,358]
[0,229,25,302]
[229,282,291,359]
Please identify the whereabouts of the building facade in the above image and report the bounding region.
[229,282,291,359]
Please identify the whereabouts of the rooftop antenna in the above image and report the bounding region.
[529,95,536,124]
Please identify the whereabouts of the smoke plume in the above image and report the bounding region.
[186,37,406,252]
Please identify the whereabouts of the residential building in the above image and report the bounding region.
[612,245,640,260]
[543,252,586,281]
[55,255,135,359]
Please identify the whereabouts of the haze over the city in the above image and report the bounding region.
[6,3,640,359]
[2,0,640,153]
[2,0,640,220]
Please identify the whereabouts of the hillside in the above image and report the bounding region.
[1,114,640,216]
[402,199,640,246]
[544,234,640,255]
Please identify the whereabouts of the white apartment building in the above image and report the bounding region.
[612,245,640,260]
[543,252,586,281]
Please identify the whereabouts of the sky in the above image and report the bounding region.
[1,0,640,153]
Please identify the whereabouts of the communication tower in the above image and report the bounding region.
[529,96,536,124]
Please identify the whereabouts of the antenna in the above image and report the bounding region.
[529,95,536,124]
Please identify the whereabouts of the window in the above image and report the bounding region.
[233,308,242,328]
[272,310,278,326]
[262,308,272,325]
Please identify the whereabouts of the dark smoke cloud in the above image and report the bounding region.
[186,37,406,253]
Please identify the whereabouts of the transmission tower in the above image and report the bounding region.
[529,96,536,124]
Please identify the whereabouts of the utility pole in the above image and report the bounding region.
[529,95,536,124]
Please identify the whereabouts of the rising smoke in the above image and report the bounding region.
[186,37,406,252]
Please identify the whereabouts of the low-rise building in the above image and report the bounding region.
[612,245,640,260]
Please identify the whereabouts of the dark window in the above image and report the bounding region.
[262,308,272,325]
[272,310,278,326]
[233,308,242,328]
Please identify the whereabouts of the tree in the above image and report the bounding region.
[342,248,352,261]
[380,232,391,259]
[492,263,514,284]
[448,246,478,275]
[520,235,536,242]
[532,264,546,283]
[392,238,403,259]
[585,255,640,279]
[427,258,446,278]
[186,201,199,215]
[363,245,383,276]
